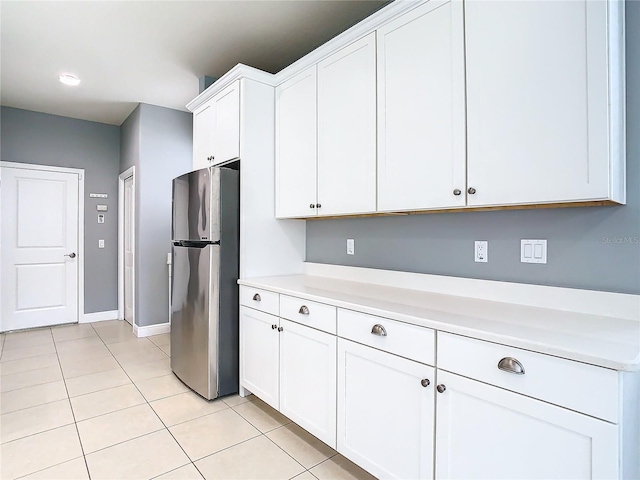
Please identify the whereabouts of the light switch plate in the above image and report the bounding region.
[98,239,105,249]
[346,239,355,255]
[521,239,547,263]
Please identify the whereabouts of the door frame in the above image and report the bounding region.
[0,161,85,329]
[117,166,135,326]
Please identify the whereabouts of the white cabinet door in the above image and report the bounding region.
[212,81,240,165]
[279,319,337,448]
[275,66,318,218]
[377,0,466,212]
[465,0,612,206]
[193,103,215,170]
[435,370,619,480]
[239,306,280,410]
[337,339,435,480]
[317,33,377,216]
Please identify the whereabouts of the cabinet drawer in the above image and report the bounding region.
[279,295,336,334]
[437,332,619,422]
[338,309,435,366]
[239,286,279,316]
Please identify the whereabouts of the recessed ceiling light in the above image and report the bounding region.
[58,74,81,86]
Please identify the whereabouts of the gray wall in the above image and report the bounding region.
[307,2,640,296]
[1,107,120,312]
[120,104,192,327]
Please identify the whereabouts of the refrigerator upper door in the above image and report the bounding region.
[171,168,220,241]
[170,243,220,399]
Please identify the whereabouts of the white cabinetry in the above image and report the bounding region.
[377,0,466,212]
[192,81,240,170]
[337,338,435,480]
[465,0,625,206]
[239,306,279,409]
[279,319,336,447]
[275,66,317,218]
[276,33,376,218]
[317,32,377,216]
[435,370,619,479]
[239,288,337,447]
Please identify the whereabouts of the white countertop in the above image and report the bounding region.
[239,274,640,372]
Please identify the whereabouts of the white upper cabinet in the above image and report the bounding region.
[377,0,466,212]
[317,32,377,216]
[275,66,318,218]
[192,81,240,170]
[212,81,240,164]
[192,103,215,170]
[465,0,625,207]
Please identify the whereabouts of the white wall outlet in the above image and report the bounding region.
[98,239,105,249]
[521,239,547,264]
[474,240,488,262]
[346,238,355,255]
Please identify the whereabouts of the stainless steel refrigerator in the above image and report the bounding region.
[170,166,239,400]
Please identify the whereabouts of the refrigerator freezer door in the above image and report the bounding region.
[171,168,220,242]
[170,243,220,399]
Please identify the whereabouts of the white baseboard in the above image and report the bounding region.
[133,322,170,338]
[303,263,640,321]
[80,310,119,324]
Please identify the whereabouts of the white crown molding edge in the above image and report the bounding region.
[303,263,640,321]
[186,0,429,112]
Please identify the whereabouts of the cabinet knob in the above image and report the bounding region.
[453,189,461,196]
[436,384,446,393]
[371,324,387,337]
[316,203,322,208]
[310,204,315,209]
[467,187,476,195]
[277,326,284,332]
[421,378,431,388]
[252,293,261,302]
[498,357,525,375]
[271,324,277,330]
[298,305,310,315]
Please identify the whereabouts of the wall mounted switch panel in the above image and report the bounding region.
[521,239,547,263]
[347,238,355,255]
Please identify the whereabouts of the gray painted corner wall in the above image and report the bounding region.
[120,103,192,327]
[1,107,121,313]
[307,1,640,295]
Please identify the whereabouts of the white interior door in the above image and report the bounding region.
[123,175,134,325]
[1,166,79,331]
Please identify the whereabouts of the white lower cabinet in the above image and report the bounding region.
[239,306,280,409]
[337,338,435,480]
[279,319,336,448]
[435,369,619,480]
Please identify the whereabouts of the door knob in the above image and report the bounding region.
[453,189,461,196]
[421,379,430,388]
[467,187,476,195]
[64,253,77,258]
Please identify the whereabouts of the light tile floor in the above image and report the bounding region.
[0,321,376,480]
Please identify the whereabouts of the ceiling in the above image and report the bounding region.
[1,0,387,126]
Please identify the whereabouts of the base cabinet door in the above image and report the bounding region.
[279,319,337,448]
[435,370,619,480]
[239,306,279,409]
[337,339,435,480]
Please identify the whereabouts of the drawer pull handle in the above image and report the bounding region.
[436,384,446,393]
[498,357,525,375]
[298,305,310,315]
[421,379,430,388]
[252,293,261,302]
[371,324,387,336]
